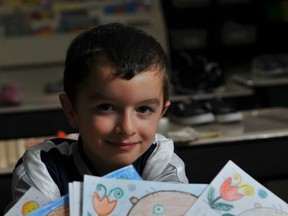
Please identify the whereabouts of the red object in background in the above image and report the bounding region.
[0,82,22,106]
[57,130,67,138]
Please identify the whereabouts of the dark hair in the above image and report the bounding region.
[63,22,169,105]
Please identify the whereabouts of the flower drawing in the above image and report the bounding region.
[207,174,254,214]
[93,192,117,216]
[91,184,124,216]
[220,177,244,201]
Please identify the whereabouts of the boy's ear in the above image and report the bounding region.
[59,93,78,129]
[161,100,171,117]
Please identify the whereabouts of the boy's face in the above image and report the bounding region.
[60,66,170,175]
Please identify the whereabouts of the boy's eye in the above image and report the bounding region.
[137,106,153,115]
[97,104,114,112]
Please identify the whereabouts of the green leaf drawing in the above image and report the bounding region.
[214,202,234,211]
[208,187,215,206]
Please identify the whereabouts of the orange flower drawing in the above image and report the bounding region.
[90,184,124,216]
[93,192,117,216]
[207,174,254,213]
[220,177,244,201]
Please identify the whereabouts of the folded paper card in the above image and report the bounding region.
[4,187,51,216]
[185,160,288,216]
[69,164,142,216]
[82,175,207,216]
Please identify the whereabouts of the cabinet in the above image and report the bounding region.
[162,0,288,68]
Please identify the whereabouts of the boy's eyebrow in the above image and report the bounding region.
[89,93,109,100]
[89,93,160,105]
[140,99,161,105]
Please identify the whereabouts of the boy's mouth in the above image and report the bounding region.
[107,141,139,151]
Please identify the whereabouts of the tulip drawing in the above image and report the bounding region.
[93,192,117,216]
[207,174,254,213]
[91,184,124,216]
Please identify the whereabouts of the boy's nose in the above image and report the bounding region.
[115,112,136,136]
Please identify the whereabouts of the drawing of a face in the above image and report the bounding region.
[127,190,197,216]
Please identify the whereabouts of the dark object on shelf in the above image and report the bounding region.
[252,54,288,77]
[205,98,243,123]
[172,52,226,94]
[0,83,22,107]
[168,99,215,125]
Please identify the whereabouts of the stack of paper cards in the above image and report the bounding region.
[68,165,143,216]
[80,175,206,216]
[5,162,288,216]
[68,164,206,216]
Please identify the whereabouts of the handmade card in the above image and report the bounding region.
[4,187,51,216]
[69,165,142,216]
[82,175,207,216]
[26,194,69,216]
[185,160,288,216]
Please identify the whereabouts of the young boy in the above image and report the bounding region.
[8,22,188,207]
